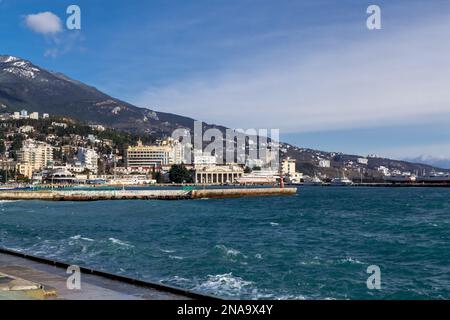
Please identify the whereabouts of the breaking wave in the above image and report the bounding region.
[108,237,134,248]
[70,235,95,242]
[214,244,247,260]
[194,273,254,297]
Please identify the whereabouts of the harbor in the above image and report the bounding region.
[2,186,449,299]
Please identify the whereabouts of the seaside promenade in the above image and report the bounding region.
[0,248,217,300]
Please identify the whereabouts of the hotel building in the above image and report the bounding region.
[16,139,54,177]
[126,139,185,170]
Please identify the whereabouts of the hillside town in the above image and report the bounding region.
[0,109,306,186]
[0,110,448,187]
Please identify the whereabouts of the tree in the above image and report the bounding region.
[11,135,24,151]
[168,164,193,183]
[0,140,5,155]
[153,171,164,183]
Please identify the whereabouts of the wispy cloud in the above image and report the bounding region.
[24,11,62,34]
[23,11,84,58]
[135,12,450,134]
[44,31,85,58]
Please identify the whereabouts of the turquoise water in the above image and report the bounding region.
[1,187,449,299]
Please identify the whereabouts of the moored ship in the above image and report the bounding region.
[330,177,353,186]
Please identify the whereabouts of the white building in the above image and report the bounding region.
[126,140,171,170]
[17,139,54,172]
[52,122,68,129]
[89,124,106,132]
[18,125,35,133]
[377,166,390,176]
[42,113,49,119]
[76,147,99,173]
[194,154,217,166]
[170,140,186,165]
[194,165,243,184]
[29,112,39,120]
[245,158,264,169]
[20,110,28,119]
[318,159,331,168]
[281,157,296,176]
[357,158,369,165]
[12,112,20,120]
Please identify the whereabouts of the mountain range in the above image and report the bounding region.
[0,54,218,136]
[1,54,448,177]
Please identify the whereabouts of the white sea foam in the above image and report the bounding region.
[274,294,307,300]
[270,222,279,226]
[340,257,363,264]
[108,237,134,248]
[214,244,247,259]
[169,255,184,260]
[194,273,253,297]
[160,275,191,286]
[70,235,94,242]
[160,248,176,253]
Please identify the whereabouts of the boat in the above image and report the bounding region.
[0,184,32,190]
[416,172,450,183]
[383,174,416,183]
[330,177,353,186]
[303,176,323,186]
[236,170,278,185]
[330,169,353,186]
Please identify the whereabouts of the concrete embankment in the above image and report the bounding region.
[0,187,297,201]
[0,247,217,300]
[191,187,297,199]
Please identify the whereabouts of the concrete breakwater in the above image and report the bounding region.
[0,188,297,201]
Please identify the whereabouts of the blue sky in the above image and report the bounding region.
[1,0,450,165]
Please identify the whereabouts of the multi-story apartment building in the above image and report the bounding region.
[76,147,99,173]
[16,139,54,173]
[29,112,39,120]
[281,157,296,176]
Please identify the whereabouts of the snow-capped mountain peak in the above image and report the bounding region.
[0,55,40,79]
[0,55,20,63]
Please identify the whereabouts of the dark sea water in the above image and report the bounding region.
[1,187,449,299]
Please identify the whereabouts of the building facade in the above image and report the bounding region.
[16,163,33,179]
[126,140,172,170]
[76,147,99,173]
[126,139,186,170]
[318,159,331,168]
[16,139,54,172]
[29,112,39,120]
[194,154,216,166]
[281,157,296,176]
[193,165,244,184]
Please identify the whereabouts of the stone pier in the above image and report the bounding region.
[0,188,297,201]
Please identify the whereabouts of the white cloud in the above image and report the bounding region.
[135,13,450,134]
[379,143,450,161]
[43,31,85,58]
[24,12,62,34]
